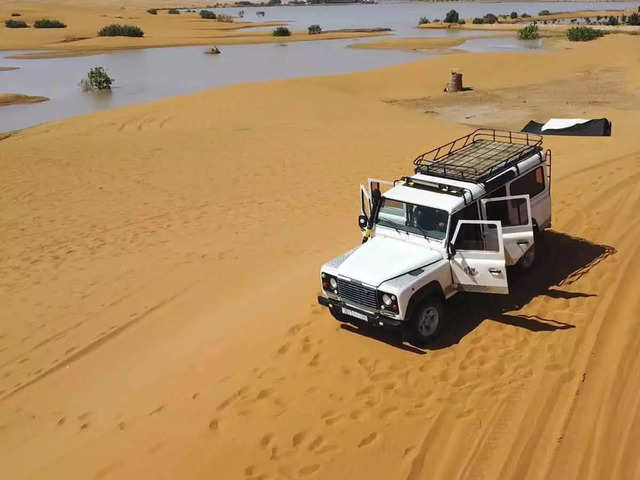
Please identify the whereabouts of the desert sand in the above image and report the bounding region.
[349,36,472,52]
[2,18,640,480]
[0,93,49,106]
[0,1,384,57]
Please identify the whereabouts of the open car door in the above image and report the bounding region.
[450,220,509,294]
[368,178,394,197]
[480,195,534,265]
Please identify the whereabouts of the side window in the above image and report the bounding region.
[453,223,499,252]
[485,197,529,227]
[450,203,480,248]
[509,167,545,198]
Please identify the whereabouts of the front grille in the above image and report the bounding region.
[337,278,378,310]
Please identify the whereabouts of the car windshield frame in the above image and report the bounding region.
[375,197,449,241]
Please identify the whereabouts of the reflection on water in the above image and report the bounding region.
[0,1,635,132]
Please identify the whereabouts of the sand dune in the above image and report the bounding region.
[1,31,640,480]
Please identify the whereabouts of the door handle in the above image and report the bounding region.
[489,268,502,275]
[517,241,529,246]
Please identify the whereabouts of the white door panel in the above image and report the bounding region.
[450,220,509,295]
[481,195,534,265]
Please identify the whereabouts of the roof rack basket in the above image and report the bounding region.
[413,129,543,184]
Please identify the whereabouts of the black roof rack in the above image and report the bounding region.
[413,129,543,184]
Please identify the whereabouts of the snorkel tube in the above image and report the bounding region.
[362,188,382,244]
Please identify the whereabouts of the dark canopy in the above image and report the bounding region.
[521,118,611,136]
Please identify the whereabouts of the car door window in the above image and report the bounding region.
[509,167,545,198]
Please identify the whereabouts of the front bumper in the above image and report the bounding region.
[317,296,403,328]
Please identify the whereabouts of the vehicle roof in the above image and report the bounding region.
[383,184,468,213]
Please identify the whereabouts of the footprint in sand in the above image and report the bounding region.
[208,419,219,431]
[358,432,379,448]
[260,433,273,448]
[292,431,308,448]
[299,464,320,476]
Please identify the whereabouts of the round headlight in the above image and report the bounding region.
[382,293,392,306]
[329,277,338,289]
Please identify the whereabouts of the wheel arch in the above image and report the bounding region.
[405,280,445,321]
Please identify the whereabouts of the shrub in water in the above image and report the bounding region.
[217,14,233,23]
[80,67,114,91]
[34,19,67,28]
[308,24,322,34]
[147,9,157,15]
[521,13,531,18]
[628,13,640,25]
[168,8,180,14]
[567,26,604,41]
[444,9,459,23]
[5,19,28,28]
[200,10,216,19]
[273,26,291,36]
[606,16,619,26]
[418,17,430,25]
[518,23,539,40]
[458,19,465,24]
[472,17,484,24]
[98,24,144,37]
[539,10,551,16]
[510,11,518,19]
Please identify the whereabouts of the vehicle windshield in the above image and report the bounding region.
[376,197,448,240]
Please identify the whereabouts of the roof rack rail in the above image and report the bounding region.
[413,129,543,184]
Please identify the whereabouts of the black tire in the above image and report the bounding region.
[329,306,349,323]
[407,297,445,346]
[517,243,536,271]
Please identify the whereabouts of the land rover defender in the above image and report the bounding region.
[317,129,552,345]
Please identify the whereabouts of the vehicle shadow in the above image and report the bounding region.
[339,230,616,353]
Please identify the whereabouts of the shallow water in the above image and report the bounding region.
[0,1,635,132]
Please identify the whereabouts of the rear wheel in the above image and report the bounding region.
[407,298,445,346]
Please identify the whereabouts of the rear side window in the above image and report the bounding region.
[510,167,545,198]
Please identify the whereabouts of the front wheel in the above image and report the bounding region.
[407,298,445,346]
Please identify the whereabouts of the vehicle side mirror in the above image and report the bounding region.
[448,242,457,258]
[358,215,368,231]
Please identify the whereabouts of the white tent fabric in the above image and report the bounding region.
[541,118,590,131]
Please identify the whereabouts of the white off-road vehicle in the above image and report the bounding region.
[317,129,552,345]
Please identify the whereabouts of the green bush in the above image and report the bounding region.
[418,17,430,25]
[457,19,465,24]
[168,8,180,14]
[567,26,604,41]
[518,23,539,40]
[217,14,233,22]
[98,24,144,37]
[606,16,619,26]
[510,11,518,19]
[273,26,291,36]
[628,13,640,25]
[444,9,459,23]
[5,19,28,28]
[147,9,157,15]
[539,10,551,16]
[80,67,114,91]
[200,10,216,19]
[521,13,531,18]
[472,17,484,24]
[483,13,498,24]
[308,24,322,34]
[34,19,67,28]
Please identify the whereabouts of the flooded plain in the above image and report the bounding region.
[1,1,635,132]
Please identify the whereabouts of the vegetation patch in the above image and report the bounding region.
[444,9,459,24]
[628,13,640,25]
[147,9,157,15]
[273,26,291,37]
[510,11,518,19]
[200,10,217,19]
[518,24,539,40]
[567,26,604,41]
[5,19,28,28]
[168,8,180,14]
[98,24,144,37]
[217,14,234,23]
[539,10,551,16]
[80,67,114,91]
[418,17,430,25]
[34,19,67,28]
[308,24,322,34]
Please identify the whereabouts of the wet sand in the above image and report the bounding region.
[2,13,640,480]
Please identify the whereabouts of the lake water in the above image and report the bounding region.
[1,1,635,132]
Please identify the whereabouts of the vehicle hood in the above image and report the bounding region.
[337,236,443,286]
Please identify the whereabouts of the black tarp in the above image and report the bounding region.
[521,118,612,136]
